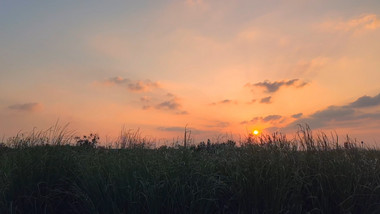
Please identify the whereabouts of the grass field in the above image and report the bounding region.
[0,125,379,213]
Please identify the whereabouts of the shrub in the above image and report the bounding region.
[75,133,99,148]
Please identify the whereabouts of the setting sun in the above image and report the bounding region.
[253,130,260,135]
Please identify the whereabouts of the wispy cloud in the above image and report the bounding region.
[236,28,261,42]
[210,99,238,105]
[156,99,181,111]
[262,115,282,122]
[176,111,189,115]
[151,95,188,115]
[137,91,188,115]
[245,79,308,93]
[320,14,380,33]
[102,77,160,92]
[242,114,282,125]
[140,96,151,102]
[142,105,151,110]
[205,121,230,128]
[246,99,256,105]
[8,103,42,112]
[157,126,186,132]
[185,0,204,6]
[291,113,303,119]
[291,57,329,76]
[157,126,203,134]
[260,96,272,104]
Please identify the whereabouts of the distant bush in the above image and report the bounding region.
[192,139,236,152]
[0,142,8,151]
[75,133,99,148]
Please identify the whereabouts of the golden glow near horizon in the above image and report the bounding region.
[253,130,260,135]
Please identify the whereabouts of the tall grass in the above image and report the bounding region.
[115,127,154,149]
[0,124,379,213]
[5,122,75,148]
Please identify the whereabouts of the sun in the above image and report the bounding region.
[253,130,260,135]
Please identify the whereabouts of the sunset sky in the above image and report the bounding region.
[1,0,380,145]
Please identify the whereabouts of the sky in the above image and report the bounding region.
[1,0,380,145]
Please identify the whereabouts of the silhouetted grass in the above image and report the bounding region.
[0,125,379,213]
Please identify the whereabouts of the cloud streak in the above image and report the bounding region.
[155,99,181,111]
[210,99,238,105]
[185,0,204,6]
[157,126,203,134]
[100,77,189,114]
[291,113,303,118]
[320,14,380,32]
[260,96,272,104]
[246,99,256,105]
[241,114,282,124]
[278,93,380,130]
[102,77,160,92]
[8,103,42,112]
[245,79,308,93]
[142,94,189,115]
[262,115,282,122]
[205,121,230,128]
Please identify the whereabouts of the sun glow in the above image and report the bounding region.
[253,130,260,135]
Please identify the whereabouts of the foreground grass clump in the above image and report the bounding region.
[0,127,379,213]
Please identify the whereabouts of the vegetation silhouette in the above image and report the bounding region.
[0,124,379,213]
